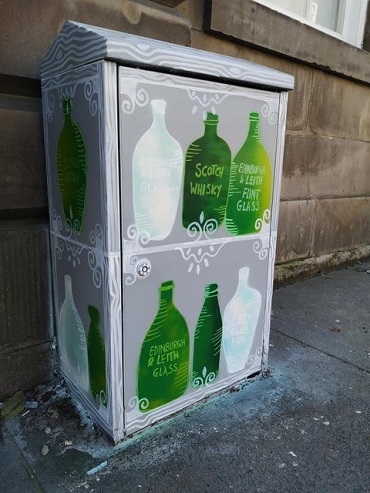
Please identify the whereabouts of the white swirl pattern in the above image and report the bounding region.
[41,21,294,91]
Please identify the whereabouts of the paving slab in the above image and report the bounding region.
[0,421,40,492]
[271,263,370,370]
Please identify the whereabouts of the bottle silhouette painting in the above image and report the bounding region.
[226,112,272,235]
[137,281,190,411]
[133,99,183,241]
[57,98,87,233]
[59,275,89,391]
[87,305,107,407]
[223,268,262,373]
[192,283,223,387]
[182,112,231,229]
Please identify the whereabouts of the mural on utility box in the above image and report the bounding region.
[87,305,108,408]
[192,283,223,388]
[225,112,272,235]
[223,267,262,374]
[136,270,262,413]
[59,275,89,391]
[182,112,231,231]
[132,99,184,241]
[57,97,87,233]
[137,280,190,412]
[130,104,273,240]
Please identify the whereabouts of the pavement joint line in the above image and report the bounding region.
[271,328,370,374]
[4,422,46,493]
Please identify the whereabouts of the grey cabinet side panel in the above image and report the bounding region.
[42,61,123,439]
[262,92,288,371]
[101,61,124,442]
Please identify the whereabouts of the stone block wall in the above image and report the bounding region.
[0,0,191,398]
[178,0,370,280]
[0,0,369,396]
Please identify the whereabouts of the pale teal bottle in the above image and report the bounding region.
[223,268,262,373]
[59,275,89,391]
[133,99,183,240]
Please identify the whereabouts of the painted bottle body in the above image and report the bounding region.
[59,275,89,390]
[192,283,223,387]
[137,281,190,411]
[87,305,107,407]
[57,98,87,233]
[226,112,272,235]
[182,113,231,229]
[133,99,183,240]
[223,268,262,373]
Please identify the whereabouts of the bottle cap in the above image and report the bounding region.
[205,283,218,296]
[151,99,166,114]
[204,112,219,124]
[239,267,250,279]
[160,280,174,291]
[61,98,72,115]
[249,112,260,122]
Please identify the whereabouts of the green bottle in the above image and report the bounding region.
[225,112,272,235]
[137,281,190,412]
[56,97,87,233]
[182,113,231,229]
[87,306,107,408]
[192,283,223,388]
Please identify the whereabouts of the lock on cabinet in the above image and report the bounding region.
[41,21,294,443]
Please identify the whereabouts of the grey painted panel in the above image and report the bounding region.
[123,238,270,435]
[119,67,279,250]
[41,21,294,90]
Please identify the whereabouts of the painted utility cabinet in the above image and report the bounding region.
[41,21,294,443]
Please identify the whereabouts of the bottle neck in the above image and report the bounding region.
[88,305,100,326]
[204,283,219,299]
[159,281,174,305]
[152,111,166,129]
[237,267,250,290]
[204,121,218,138]
[65,275,73,299]
[150,100,167,131]
[247,119,260,139]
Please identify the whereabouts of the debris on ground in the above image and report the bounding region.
[0,391,26,419]
[87,461,108,476]
[41,445,49,456]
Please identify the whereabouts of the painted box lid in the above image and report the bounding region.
[41,21,294,90]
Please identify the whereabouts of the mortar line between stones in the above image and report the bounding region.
[271,328,370,374]
[4,424,46,493]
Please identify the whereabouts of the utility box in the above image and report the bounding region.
[41,21,294,443]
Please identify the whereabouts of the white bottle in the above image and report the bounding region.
[59,275,89,391]
[133,99,183,241]
[223,267,262,374]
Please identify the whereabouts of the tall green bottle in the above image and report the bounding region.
[225,112,272,235]
[137,281,190,411]
[192,283,223,388]
[56,97,87,233]
[182,113,231,229]
[87,306,107,408]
